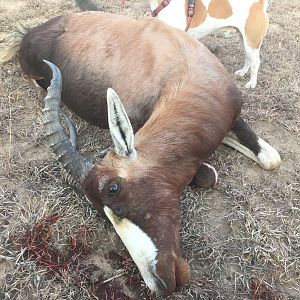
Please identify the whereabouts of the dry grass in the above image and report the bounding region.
[0,0,299,299]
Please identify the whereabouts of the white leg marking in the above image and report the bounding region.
[235,36,250,77]
[257,138,281,170]
[245,48,260,89]
[223,135,260,163]
[103,206,165,293]
[234,31,262,88]
[222,136,281,170]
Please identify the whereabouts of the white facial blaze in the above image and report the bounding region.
[106,88,136,158]
[103,206,164,292]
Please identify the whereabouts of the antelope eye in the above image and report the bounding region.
[108,183,119,197]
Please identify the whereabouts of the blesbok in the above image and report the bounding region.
[1,11,280,295]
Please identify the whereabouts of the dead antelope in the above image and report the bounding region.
[1,11,280,295]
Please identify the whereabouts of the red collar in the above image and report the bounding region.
[151,0,172,17]
[185,0,195,31]
[151,0,195,32]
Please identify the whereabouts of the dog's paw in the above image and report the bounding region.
[235,69,248,77]
[245,80,257,88]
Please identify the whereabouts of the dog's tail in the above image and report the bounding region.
[0,23,28,64]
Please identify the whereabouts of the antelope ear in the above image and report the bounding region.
[107,88,136,158]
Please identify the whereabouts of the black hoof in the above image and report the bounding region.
[191,163,218,188]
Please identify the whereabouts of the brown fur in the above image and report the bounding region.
[208,0,233,19]
[18,11,242,295]
[245,0,269,49]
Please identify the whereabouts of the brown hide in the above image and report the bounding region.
[20,11,242,186]
[19,11,242,295]
[19,11,241,132]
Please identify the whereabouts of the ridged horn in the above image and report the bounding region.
[42,60,93,183]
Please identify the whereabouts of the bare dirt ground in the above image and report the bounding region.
[0,0,299,299]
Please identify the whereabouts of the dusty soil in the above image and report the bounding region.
[0,0,299,299]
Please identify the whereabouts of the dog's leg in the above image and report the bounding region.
[235,1,269,88]
[243,45,261,89]
[235,43,251,78]
[235,35,262,89]
[222,116,281,170]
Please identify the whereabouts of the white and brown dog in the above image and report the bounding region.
[149,0,269,88]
